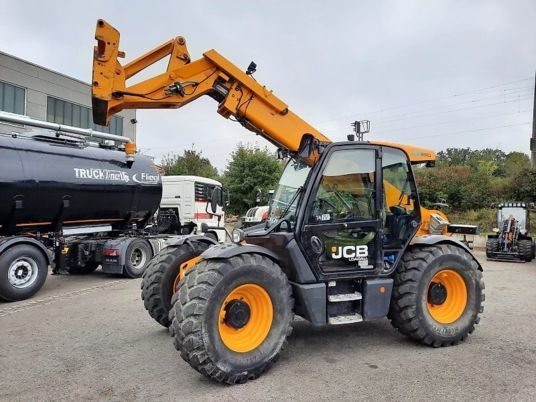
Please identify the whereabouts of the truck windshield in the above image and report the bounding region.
[267,159,311,225]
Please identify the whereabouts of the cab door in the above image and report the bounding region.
[298,146,383,278]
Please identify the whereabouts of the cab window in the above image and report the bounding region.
[382,149,417,247]
[309,149,376,224]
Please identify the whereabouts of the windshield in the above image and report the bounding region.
[499,207,527,230]
[267,159,311,224]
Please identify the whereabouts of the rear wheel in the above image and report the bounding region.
[485,238,498,259]
[123,240,153,278]
[518,239,533,262]
[0,244,48,302]
[141,240,210,327]
[170,254,293,384]
[390,244,484,347]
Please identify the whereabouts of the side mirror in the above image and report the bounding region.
[207,187,223,215]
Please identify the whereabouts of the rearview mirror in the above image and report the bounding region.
[207,187,223,215]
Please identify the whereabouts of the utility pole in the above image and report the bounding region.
[530,71,536,169]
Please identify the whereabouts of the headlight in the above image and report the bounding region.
[232,228,246,243]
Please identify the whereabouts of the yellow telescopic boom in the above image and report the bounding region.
[92,20,436,165]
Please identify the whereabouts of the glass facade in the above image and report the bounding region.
[46,96,123,135]
[0,81,25,115]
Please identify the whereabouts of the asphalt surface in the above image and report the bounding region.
[1,251,535,401]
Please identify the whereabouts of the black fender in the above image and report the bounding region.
[201,242,281,262]
[165,234,218,249]
[411,235,483,270]
[0,236,53,265]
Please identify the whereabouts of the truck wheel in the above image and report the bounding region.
[518,239,533,262]
[69,262,100,275]
[123,240,153,278]
[170,254,294,384]
[485,238,498,259]
[141,240,211,327]
[389,244,484,347]
[0,244,48,302]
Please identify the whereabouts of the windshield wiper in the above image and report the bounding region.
[265,186,304,230]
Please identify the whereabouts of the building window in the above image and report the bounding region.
[46,96,123,136]
[0,81,25,115]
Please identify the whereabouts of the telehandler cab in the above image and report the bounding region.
[92,20,484,384]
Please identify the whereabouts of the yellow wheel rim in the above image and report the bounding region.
[427,269,467,324]
[218,284,273,353]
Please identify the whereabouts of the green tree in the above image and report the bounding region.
[508,168,536,202]
[437,148,473,166]
[222,144,283,215]
[160,148,218,179]
[415,165,495,210]
[437,147,506,176]
[504,152,530,177]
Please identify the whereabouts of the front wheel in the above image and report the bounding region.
[518,239,533,262]
[389,244,484,347]
[170,254,294,384]
[0,244,49,301]
[141,240,211,327]
[485,238,498,259]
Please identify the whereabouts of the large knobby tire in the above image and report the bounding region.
[0,244,49,302]
[141,241,210,327]
[518,239,533,262]
[123,239,153,278]
[170,254,294,384]
[69,262,100,275]
[485,238,498,259]
[389,244,484,347]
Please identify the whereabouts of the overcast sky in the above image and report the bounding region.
[1,0,535,170]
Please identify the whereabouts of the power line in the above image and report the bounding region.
[315,77,534,125]
[318,89,533,130]
[402,121,531,141]
[369,109,532,134]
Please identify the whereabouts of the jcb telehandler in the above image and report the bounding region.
[92,20,484,384]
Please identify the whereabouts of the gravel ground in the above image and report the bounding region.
[0,251,535,401]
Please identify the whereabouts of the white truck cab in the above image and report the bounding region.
[159,175,226,242]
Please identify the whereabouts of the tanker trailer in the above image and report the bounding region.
[0,127,164,301]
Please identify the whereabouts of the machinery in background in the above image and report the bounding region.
[239,189,273,229]
[241,205,269,228]
[155,175,226,242]
[486,202,534,262]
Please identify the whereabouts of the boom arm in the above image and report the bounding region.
[91,20,436,166]
[92,19,330,164]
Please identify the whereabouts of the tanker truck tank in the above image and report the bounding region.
[0,131,167,302]
[0,133,162,234]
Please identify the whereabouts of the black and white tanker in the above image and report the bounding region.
[0,112,225,302]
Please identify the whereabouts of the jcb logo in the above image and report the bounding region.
[331,245,368,260]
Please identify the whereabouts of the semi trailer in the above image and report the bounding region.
[0,112,226,302]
